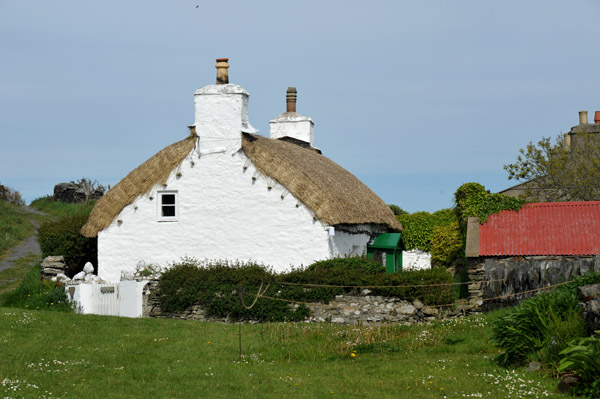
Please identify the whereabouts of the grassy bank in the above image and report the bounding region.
[0,309,562,399]
[30,196,95,219]
[0,201,35,258]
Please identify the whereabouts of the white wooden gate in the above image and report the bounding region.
[96,284,119,316]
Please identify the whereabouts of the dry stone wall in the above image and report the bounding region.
[143,286,475,324]
[468,255,600,310]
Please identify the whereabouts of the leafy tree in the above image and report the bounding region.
[504,132,600,201]
[387,204,407,216]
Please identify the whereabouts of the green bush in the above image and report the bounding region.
[559,333,600,398]
[430,222,463,267]
[38,214,97,276]
[398,212,437,251]
[1,264,73,311]
[489,274,600,367]
[156,258,455,320]
[306,257,385,275]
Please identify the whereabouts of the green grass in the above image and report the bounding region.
[0,310,565,398]
[30,196,95,218]
[0,201,35,258]
[0,254,40,298]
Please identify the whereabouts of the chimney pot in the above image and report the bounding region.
[579,110,588,124]
[286,87,297,113]
[595,111,600,124]
[215,58,229,85]
[564,133,571,147]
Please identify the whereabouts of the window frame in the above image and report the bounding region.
[157,190,178,222]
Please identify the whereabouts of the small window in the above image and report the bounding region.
[158,191,178,221]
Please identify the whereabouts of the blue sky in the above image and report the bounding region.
[1,0,599,212]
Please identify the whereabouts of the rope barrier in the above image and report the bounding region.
[267,278,508,290]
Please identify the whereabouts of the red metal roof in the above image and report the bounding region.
[479,201,600,256]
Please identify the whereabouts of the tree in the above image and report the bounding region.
[504,132,600,202]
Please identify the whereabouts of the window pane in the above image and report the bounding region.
[162,206,175,217]
[162,194,175,205]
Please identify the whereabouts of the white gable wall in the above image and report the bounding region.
[97,146,374,282]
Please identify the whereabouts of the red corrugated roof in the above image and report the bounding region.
[479,201,600,256]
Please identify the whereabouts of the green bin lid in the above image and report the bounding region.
[368,233,402,250]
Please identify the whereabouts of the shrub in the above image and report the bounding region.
[430,222,463,267]
[398,212,437,251]
[38,214,97,276]
[559,333,600,398]
[157,259,309,322]
[30,196,96,219]
[490,276,596,367]
[1,264,72,311]
[0,200,33,257]
[0,184,25,206]
[306,257,385,275]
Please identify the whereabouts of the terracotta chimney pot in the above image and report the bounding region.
[215,58,229,85]
[286,87,297,113]
[595,111,600,124]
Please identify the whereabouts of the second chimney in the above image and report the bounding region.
[269,87,315,147]
[579,110,588,124]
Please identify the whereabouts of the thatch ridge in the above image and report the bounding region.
[81,135,198,237]
[242,134,402,231]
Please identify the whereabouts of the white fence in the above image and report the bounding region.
[66,280,149,318]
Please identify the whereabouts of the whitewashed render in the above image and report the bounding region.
[98,148,376,282]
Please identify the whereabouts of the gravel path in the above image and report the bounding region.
[0,207,46,273]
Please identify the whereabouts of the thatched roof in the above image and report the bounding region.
[82,132,401,237]
[81,134,197,238]
[241,133,402,231]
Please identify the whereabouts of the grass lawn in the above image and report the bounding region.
[0,309,565,399]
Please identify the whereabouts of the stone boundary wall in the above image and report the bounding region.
[143,285,476,324]
[468,255,600,310]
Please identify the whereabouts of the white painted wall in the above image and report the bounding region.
[97,148,374,282]
[402,249,432,271]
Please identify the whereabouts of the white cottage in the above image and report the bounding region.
[81,59,401,283]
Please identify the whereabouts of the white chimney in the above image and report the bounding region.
[193,58,256,154]
[269,87,314,147]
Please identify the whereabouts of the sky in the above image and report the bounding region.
[1,0,599,213]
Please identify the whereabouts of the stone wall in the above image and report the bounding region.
[468,255,600,310]
[144,287,476,324]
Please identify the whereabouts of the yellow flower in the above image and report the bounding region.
[351,353,356,357]
[50,303,54,306]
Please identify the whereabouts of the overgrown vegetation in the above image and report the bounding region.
[559,333,600,398]
[38,214,97,276]
[397,208,457,252]
[0,264,72,311]
[454,182,524,232]
[491,272,600,369]
[156,258,454,319]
